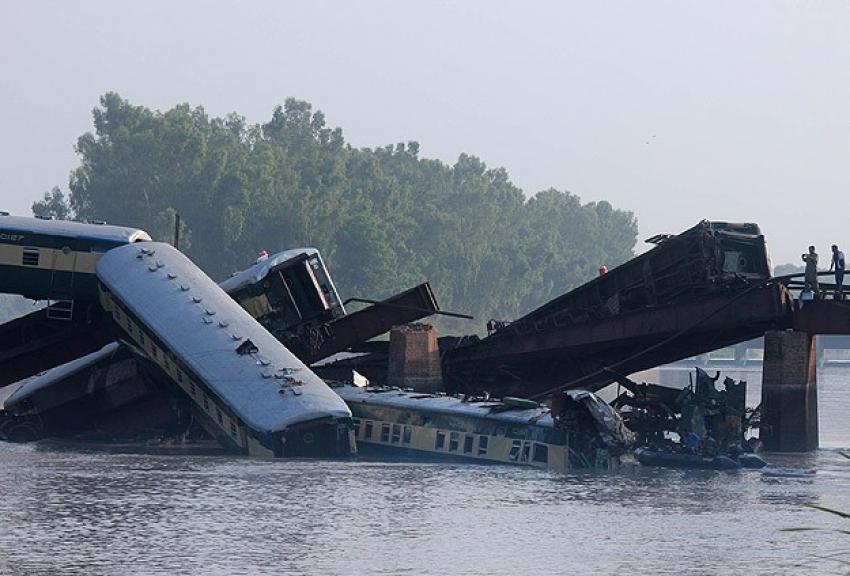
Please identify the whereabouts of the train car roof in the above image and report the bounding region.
[334,385,556,428]
[96,243,350,433]
[0,214,151,244]
[4,342,122,411]
[219,248,320,294]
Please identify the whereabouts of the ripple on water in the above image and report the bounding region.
[0,369,848,575]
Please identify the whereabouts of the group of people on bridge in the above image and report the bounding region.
[802,244,845,298]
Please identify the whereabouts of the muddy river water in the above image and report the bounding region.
[1,367,849,576]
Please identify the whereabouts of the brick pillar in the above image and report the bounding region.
[761,330,818,452]
[386,323,443,393]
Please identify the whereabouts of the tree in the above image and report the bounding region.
[49,93,639,332]
[32,187,73,220]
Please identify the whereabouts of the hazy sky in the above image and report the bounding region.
[1,1,848,265]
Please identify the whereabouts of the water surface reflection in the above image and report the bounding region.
[0,368,848,575]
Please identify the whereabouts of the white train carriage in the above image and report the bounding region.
[95,242,355,458]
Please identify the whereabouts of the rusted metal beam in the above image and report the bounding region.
[792,300,850,334]
[305,282,440,364]
[442,284,794,396]
[449,284,791,364]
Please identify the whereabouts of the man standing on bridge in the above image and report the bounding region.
[830,244,845,299]
[802,245,819,297]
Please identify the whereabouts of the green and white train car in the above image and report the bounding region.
[335,385,633,473]
[0,213,151,302]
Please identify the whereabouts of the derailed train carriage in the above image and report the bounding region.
[96,242,356,458]
[502,220,772,336]
[220,248,345,329]
[334,383,634,472]
[220,248,441,364]
[219,248,346,360]
[0,213,151,304]
[0,342,170,442]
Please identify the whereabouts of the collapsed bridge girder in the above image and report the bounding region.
[442,283,794,396]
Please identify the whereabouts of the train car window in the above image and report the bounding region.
[230,421,237,437]
[449,432,460,452]
[533,443,549,464]
[435,431,446,450]
[391,424,401,444]
[189,381,196,397]
[402,426,412,445]
[463,435,474,454]
[521,442,531,463]
[22,247,39,267]
[380,423,390,442]
[203,396,209,411]
[216,408,223,425]
[364,421,373,439]
[353,419,360,438]
[508,440,522,461]
[478,436,489,456]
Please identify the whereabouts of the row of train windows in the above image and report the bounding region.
[121,310,179,385]
[351,419,548,463]
[195,376,239,439]
[19,246,103,267]
[355,420,413,446]
[17,246,114,268]
[508,439,548,464]
[123,309,241,444]
[353,418,490,457]
[19,245,110,267]
[435,431,488,456]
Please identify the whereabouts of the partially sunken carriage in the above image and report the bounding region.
[95,242,354,458]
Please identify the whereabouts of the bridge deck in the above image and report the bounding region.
[442,284,795,396]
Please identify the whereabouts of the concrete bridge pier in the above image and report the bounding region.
[760,330,818,452]
[387,324,444,393]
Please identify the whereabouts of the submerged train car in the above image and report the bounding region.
[334,384,633,472]
[1,342,161,441]
[0,213,151,304]
[96,242,355,458]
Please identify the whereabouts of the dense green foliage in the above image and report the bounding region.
[35,93,637,329]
